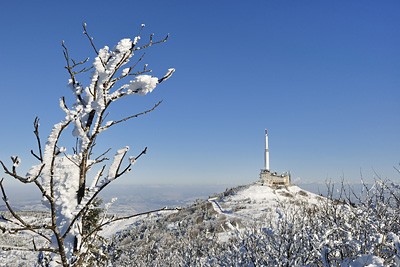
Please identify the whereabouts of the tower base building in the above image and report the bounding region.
[259,170,290,185]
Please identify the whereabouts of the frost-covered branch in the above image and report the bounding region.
[114,147,147,179]
[0,179,52,242]
[33,240,60,254]
[0,159,45,184]
[0,23,175,266]
[158,67,175,84]
[61,147,148,241]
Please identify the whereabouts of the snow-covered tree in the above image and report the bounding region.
[0,23,174,266]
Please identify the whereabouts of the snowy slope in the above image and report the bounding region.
[1,182,398,266]
[107,182,398,266]
[105,183,334,265]
[101,184,324,240]
[0,184,333,265]
[213,183,322,218]
[206,183,325,241]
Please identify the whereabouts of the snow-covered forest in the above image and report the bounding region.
[104,180,400,267]
[1,179,400,266]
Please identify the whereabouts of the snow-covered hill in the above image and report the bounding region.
[0,183,320,266]
[1,182,399,266]
[106,182,400,266]
[104,183,329,265]
[207,184,323,240]
[99,183,323,241]
[209,183,322,219]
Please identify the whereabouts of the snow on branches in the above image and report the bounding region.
[0,23,175,266]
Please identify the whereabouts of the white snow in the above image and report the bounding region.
[350,255,385,267]
[223,184,322,220]
[114,38,133,54]
[12,157,21,167]
[26,163,44,181]
[129,156,136,165]
[127,75,159,96]
[107,146,129,180]
[122,68,130,76]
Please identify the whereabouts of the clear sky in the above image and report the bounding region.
[0,0,399,187]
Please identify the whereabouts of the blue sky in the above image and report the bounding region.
[0,1,399,187]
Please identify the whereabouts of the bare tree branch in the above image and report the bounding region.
[102,100,162,130]
[62,42,87,106]
[31,117,43,162]
[82,23,107,71]
[82,23,99,55]
[133,33,169,51]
